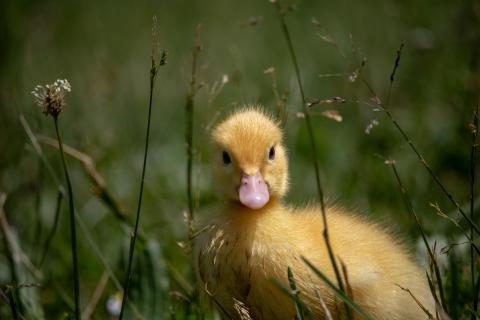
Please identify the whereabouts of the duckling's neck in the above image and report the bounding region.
[220,198,283,230]
[226,198,283,218]
[219,198,287,246]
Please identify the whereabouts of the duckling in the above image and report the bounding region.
[196,107,435,319]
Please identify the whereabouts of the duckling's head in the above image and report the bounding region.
[211,107,289,209]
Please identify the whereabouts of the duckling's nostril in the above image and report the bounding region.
[241,172,265,186]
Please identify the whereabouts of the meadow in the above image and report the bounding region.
[0,0,479,319]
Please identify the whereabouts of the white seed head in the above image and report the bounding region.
[31,79,71,117]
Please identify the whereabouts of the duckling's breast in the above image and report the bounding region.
[196,204,435,320]
[196,206,303,319]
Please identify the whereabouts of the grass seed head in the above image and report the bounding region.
[31,79,71,118]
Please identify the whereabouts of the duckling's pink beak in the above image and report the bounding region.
[239,172,270,209]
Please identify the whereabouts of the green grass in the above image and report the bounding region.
[1,0,479,319]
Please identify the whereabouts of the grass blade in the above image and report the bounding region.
[74,210,144,319]
[0,193,45,318]
[39,188,63,266]
[474,274,480,318]
[380,45,480,236]
[302,257,374,320]
[395,284,434,319]
[382,107,480,235]
[270,278,311,317]
[470,104,479,318]
[37,135,146,243]
[287,267,304,320]
[19,115,62,187]
[22,111,80,317]
[21,114,145,318]
[6,288,20,320]
[426,271,440,305]
[387,160,447,311]
[271,3,350,318]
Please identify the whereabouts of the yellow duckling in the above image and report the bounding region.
[196,107,434,319]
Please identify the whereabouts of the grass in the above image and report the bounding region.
[1,0,480,319]
[185,24,202,227]
[53,111,81,319]
[388,159,447,310]
[272,1,352,318]
[119,17,166,319]
[287,267,305,320]
[470,104,479,319]
[39,188,63,266]
[302,257,374,320]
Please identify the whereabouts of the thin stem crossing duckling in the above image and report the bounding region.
[196,107,435,319]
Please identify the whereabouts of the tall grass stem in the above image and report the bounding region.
[382,107,480,235]
[388,161,447,311]
[470,104,479,317]
[54,116,80,319]
[186,25,201,228]
[358,43,480,235]
[118,54,159,319]
[37,135,146,243]
[272,2,350,317]
[21,115,144,318]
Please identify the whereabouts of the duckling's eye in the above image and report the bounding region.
[222,151,231,165]
[269,146,275,160]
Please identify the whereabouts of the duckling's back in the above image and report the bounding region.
[196,203,434,319]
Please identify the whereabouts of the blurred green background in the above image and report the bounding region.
[1,0,479,318]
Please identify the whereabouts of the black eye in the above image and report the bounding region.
[222,151,231,165]
[269,146,275,160]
